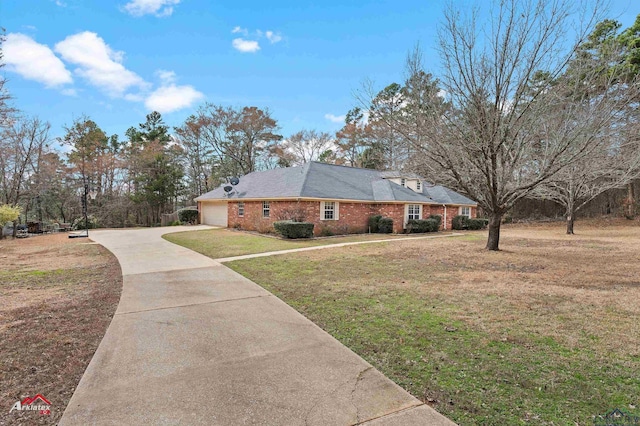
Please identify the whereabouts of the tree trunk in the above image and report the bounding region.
[485,213,503,251]
[566,205,575,235]
[566,215,574,234]
[627,182,635,219]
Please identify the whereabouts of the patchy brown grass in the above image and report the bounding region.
[164,227,442,259]
[227,219,640,424]
[0,234,122,425]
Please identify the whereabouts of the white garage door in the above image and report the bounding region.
[202,202,228,227]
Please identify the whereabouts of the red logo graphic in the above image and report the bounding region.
[9,394,51,415]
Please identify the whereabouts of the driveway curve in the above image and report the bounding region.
[60,226,455,425]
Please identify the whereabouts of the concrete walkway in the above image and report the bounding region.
[60,226,455,425]
[214,232,464,263]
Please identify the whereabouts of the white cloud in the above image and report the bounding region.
[232,28,283,50]
[145,84,204,113]
[53,0,67,7]
[155,69,176,84]
[7,30,203,113]
[231,26,248,35]
[122,0,180,17]
[232,38,260,53]
[3,33,73,88]
[55,31,148,98]
[265,31,282,44]
[325,113,346,124]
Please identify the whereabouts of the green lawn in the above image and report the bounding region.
[163,228,417,259]
[223,223,640,425]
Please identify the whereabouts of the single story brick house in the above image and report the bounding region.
[195,162,477,235]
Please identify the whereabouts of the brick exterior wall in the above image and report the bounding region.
[225,200,476,235]
[429,205,477,230]
[372,203,406,233]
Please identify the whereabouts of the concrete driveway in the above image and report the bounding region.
[60,226,455,425]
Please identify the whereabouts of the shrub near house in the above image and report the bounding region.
[274,221,315,239]
[178,209,198,224]
[452,215,489,230]
[378,217,394,234]
[368,215,383,233]
[407,217,440,233]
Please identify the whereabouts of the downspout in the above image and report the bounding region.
[442,204,447,230]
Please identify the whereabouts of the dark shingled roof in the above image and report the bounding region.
[196,162,476,205]
[422,183,476,205]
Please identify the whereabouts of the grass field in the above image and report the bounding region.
[0,234,122,425]
[162,227,429,259]
[222,220,640,425]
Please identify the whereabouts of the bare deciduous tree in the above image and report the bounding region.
[0,31,17,128]
[0,117,50,235]
[354,46,449,172]
[533,146,640,234]
[530,20,640,234]
[0,117,50,207]
[277,130,335,166]
[408,0,616,250]
[191,103,282,177]
[174,115,216,198]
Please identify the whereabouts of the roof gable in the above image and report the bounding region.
[196,163,310,201]
[422,183,476,205]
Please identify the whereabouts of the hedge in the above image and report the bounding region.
[178,209,199,224]
[429,214,442,229]
[378,217,393,233]
[467,218,489,230]
[452,215,467,230]
[407,218,439,233]
[368,215,382,233]
[273,220,315,239]
[452,215,489,230]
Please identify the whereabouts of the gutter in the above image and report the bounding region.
[442,204,447,230]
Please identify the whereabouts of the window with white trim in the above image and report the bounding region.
[238,202,245,217]
[262,201,270,218]
[407,204,421,220]
[321,201,338,220]
[416,181,422,191]
[400,178,406,187]
[459,206,471,218]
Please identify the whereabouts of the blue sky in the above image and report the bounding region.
[1,0,637,144]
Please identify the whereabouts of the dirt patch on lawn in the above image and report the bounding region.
[0,234,122,425]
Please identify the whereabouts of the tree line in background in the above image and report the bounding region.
[1,0,639,249]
